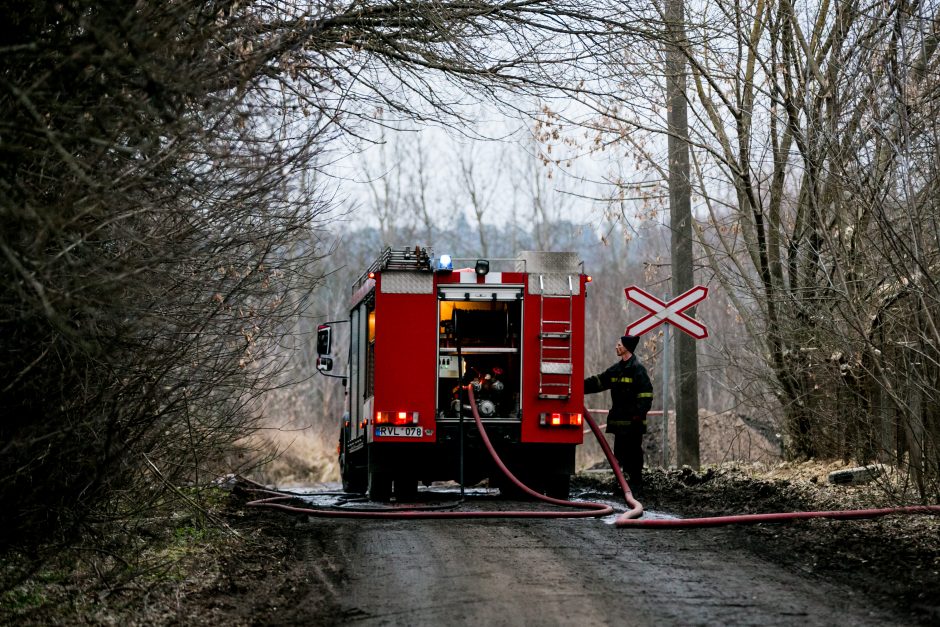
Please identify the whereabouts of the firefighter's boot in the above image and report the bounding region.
[628,471,644,499]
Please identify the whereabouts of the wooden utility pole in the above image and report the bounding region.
[665,0,700,468]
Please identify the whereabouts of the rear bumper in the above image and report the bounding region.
[367,429,575,485]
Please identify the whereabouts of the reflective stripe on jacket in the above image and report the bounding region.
[584,355,654,434]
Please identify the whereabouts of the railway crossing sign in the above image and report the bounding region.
[625,285,709,339]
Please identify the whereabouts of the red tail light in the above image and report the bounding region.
[375,411,419,425]
[539,412,583,427]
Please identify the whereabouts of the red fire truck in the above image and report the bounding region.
[317,246,588,501]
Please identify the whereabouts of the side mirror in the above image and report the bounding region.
[316,324,332,356]
[316,356,333,372]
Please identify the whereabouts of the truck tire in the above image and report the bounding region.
[368,470,393,501]
[544,473,571,500]
[341,457,366,494]
[394,476,419,501]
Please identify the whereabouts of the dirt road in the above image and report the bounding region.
[4,469,934,625]
[269,496,904,626]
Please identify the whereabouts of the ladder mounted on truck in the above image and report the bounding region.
[373,246,433,272]
[517,252,582,401]
[352,246,433,292]
[537,274,575,400]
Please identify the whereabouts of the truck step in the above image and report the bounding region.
[538,393,571,400]
[539,332,571,339]
[540,362,573,374]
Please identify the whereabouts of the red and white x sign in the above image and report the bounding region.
[625,285,709,339]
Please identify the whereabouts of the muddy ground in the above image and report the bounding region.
[3,463,938,625]
[640,465,940,623]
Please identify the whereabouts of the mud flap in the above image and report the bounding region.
[340,428,367,493]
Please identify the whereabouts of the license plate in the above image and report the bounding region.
[375,426,424,438]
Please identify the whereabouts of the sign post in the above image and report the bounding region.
[661,324,670,467]
[624,285,708,468]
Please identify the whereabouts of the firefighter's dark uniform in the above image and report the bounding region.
[584,354,653,493]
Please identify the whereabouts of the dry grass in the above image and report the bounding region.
[578,408,782,471]
[245,387,340,486]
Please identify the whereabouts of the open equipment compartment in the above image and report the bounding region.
[437,296,522,421]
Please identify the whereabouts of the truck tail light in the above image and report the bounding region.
[539,412,583,427]
[375,411,419,425]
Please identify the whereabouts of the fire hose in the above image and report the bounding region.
[246,387,940,527]
[246,385,639,520]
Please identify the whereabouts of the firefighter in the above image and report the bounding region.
[584,335,654,496]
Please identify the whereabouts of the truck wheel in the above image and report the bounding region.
[394,476,419,502]
[544,473,571,500]
[341,457,367,494]
[368,471,392,502]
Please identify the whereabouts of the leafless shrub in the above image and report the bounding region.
[0,1,333,571]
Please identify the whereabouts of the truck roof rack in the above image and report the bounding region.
[353,246,433,292]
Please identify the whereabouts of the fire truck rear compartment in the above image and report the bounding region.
[364,294,574,498]
[438,301,520,421]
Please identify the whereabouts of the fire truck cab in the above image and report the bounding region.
[318,246,588,501]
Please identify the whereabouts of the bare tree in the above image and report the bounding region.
[584,0,940,495]
[408,135,437,244]
[454,141,504,256]
[361,121,406,246]
[0,0,660,569]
